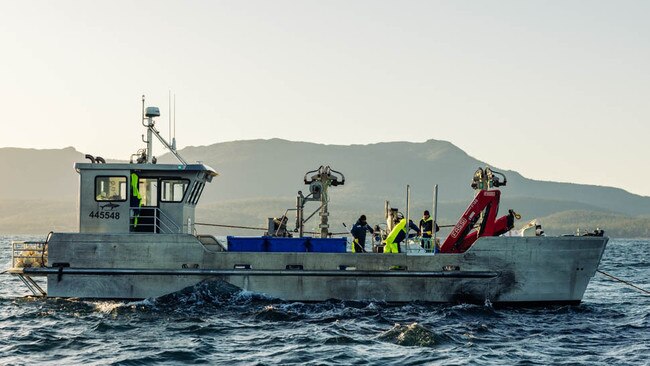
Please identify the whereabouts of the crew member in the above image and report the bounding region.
[272,216,291,237]
[419,210,440,251]
[384,213,420,253]
[350,215,374,253]
[130,172,142,230]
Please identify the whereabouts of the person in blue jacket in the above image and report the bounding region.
[350,215,374,253]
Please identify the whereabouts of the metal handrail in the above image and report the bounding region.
[404,237,440,254]
[129,207,181,234]
[157,209,179,233]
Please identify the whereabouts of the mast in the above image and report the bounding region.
[139,95,187,165]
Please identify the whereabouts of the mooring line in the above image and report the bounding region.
[196,222,267,231]
[597,270,650,295]
[195,222,348,236]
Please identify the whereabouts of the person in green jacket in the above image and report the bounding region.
[384,213,420,253]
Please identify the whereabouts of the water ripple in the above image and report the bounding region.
[1,238,648,365]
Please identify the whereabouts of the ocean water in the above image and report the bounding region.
[0,236,648,365]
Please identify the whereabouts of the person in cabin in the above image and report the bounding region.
[350,215,374,253]
[384,213,420,253]
[419,210,440,252]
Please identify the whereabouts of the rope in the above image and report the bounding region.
[597,270,650,295]
[195,222,347,236]
[195,222,266,231]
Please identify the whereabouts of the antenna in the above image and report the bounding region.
[168,90,171,142]
[139,95,186,166]
[172,93,177,150]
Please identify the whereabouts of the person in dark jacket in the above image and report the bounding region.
[419,210,439,251]
[271,216,291,237]
[350,215,374,253]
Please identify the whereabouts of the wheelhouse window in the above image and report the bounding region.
[161,179,189,202]
[95,176,127,201]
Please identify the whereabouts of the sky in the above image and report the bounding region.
[1,1,649,197]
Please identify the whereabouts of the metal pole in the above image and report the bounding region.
[405,185,410,224]
[406,185,410,252]
[297,194,304,238]
[146,117,154,163]
[320,182,329,238]
[433,184,439,253]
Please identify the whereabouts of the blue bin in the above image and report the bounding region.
[308,237,347,253]
[267,237,308,252]
[227,236,267,252]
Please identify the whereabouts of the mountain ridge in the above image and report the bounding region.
[0,139,648,236]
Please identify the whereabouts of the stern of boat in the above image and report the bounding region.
[7,239,49,296]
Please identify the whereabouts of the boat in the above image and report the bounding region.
[6,100,608,305]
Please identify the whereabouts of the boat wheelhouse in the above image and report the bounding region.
[77,161,215,235]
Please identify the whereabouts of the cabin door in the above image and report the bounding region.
[130,173,160,233]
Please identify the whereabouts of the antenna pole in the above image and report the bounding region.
[406,185,410,227]
[172,94,177,150]
[433,184,438,252]
[139,94,186,165]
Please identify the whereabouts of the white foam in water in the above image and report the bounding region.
[85,298,156,313]
[89,301,128,314]
[232,289,276,302]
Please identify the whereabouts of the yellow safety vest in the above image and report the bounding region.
[421,216,433,235]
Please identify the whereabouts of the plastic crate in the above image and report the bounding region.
[308,237,347,253]
[267,237,308,252]
[227,236,267,252]
[12,241,48,268]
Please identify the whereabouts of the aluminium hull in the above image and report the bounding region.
[20,233,607,304]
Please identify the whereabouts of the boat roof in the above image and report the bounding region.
[74,162,218,176]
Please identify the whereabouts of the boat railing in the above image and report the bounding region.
[11,241,48,269]
[404,237,441,255]
[129,207,181,234]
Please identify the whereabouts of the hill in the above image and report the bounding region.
[539,210,650,238]
[166,139,650,212]
[0,139,648,236]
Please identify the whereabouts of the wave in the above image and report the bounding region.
[377,322,453,347]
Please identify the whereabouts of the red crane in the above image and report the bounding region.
[439,167,519,253]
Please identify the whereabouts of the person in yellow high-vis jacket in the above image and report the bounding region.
[130,173,143,228]
[384,214,420,253]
